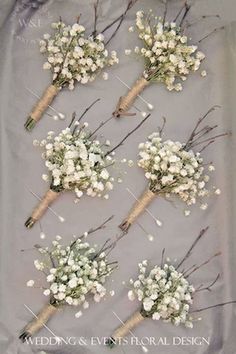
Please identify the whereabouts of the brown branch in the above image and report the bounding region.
[88,116,113,139]
[191,301,236,313]
[185,14,220,29]
[105,114,151,156]
[176,227,209,270]
[173,1,186,22]
[190,132,229,149]
[184,105,220,150]
[185,252,221,278]
[70,215,114,249]
[72,98,101,134]
[179,2,191,27]
[198,140,215,153]
[105,0,139,45]
[93,0,99,37]
[68,111,76,128]
[196,273,220,292]
[163,0,168,24]
[198,26,225,43]
[161,248,165,268]
[159,116,166,137]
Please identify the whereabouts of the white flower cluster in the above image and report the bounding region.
[138,132,219,209]
[128,11,205,91]
[38,124,114,198]
[29,236,114,314]
[40,21,119,89]
[128,260,195,328]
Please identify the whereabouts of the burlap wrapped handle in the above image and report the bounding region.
[19,303,58,342]
[25,84,59,131]
[119,188,156,232]
[25,189,59,228]
[113,77,149,117]
[107,311,145,347]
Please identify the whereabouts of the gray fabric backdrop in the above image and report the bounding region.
[0,0,236,353]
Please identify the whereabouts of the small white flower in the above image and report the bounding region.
[75,311,83,318]
[152,312,160,320]
[125,49,132,55]
[201,70,207,77]
[102,72,109,80]
[42,174,49,182]
[68,278,77,288]
[215,188,221,195]
[200,203,208,210]
[83,301,89,309]
[33,139,39,146]
[27,280,34,287]
[184,210,191,217]
[128,26,134,32]
[43,289,50,296]
[128,290,135,301]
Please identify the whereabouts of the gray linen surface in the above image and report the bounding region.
[0,0,236,353]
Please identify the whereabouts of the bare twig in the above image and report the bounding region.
[184,105,221,150]
[176,227,209,270]
[93,0,99,37]
[105,0,139,45]
[72,98,101,134]
[88,116,113,138]
[173,1,186,23]
[179,2,191,27]
[185,14,220,29]
[198,26,225,43]
[161,248,165,268]
[159,116,166,136]
[163,0,168,24]
[105,114,151,156]
[191,301,236,313]
[185,252,221,278]
[70,215,114,249]
[196,273,220,292]
[68,111,76,128]
[198,140,215,153]
[190,132,229,149]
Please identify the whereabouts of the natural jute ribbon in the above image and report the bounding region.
[113,77,149,117]
[31,189,59,221]
[30,85,59,122]
[119,188,156,231]
[111,311,144,341]
[25,304,58,335]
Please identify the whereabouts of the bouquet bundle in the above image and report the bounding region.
[113,3,221,117]
[107,228,236,347]
[120,107,227,231]
[24,0,138,131]
[25,104,150,228]
[20,217,118,341]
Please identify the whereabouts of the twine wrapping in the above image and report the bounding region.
[25,189,59,228]
[112,311,144,341]
[119,188,156,231]
[30,85,59,123]
[24,303,58,336]
[113,77,149,117]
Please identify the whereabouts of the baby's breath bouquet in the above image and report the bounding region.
[24,0,138,131]
[113,3,222,117]
[107,228,236,347]
[120,107,227,231]
[20,217,118,341]
[25,105,150,228]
